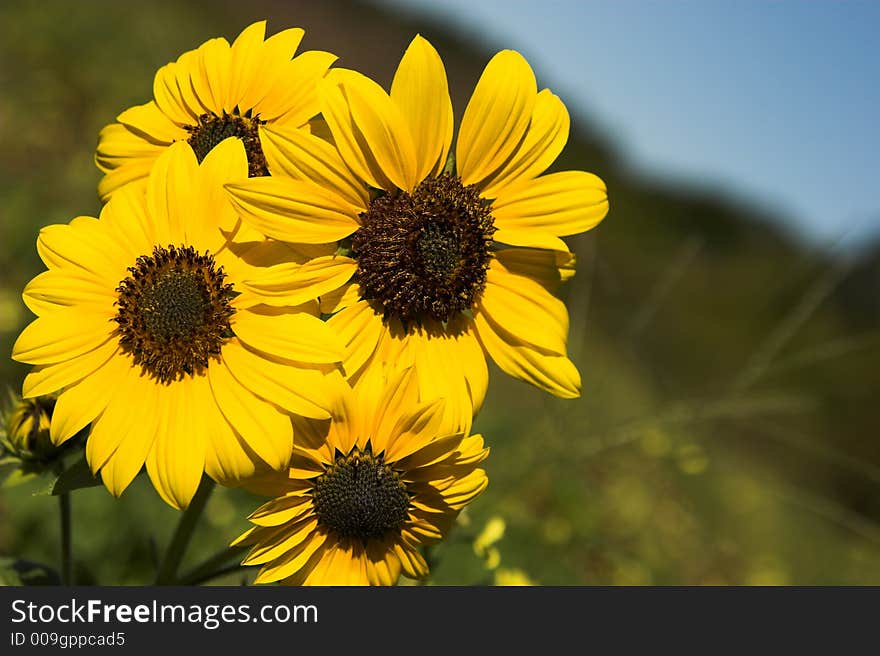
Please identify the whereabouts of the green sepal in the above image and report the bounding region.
[33,457,102,496]
[443,151,456,175]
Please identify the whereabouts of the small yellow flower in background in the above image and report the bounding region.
[95,20,336,201]
[473,516,506,570]
[13,139,347,509]
[234,368,489,586]
[493,568,536,586]
[225,35,608,431]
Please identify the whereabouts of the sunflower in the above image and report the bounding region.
[234,368,489,585]
[12,139,346,509]
[95,20,336,201]
[225,35,608,431]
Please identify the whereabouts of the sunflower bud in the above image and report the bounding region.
[2,393,61,463]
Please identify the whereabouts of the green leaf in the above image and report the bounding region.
[0,558,61,586]
[33,458,101,496]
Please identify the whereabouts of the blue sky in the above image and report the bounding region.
[377,0,879,249]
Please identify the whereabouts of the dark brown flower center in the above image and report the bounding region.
[352,173,495,325]
[312,446,410,543]
[114,245,236,383]
[185,110,268,177]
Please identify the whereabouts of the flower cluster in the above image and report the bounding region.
[11,21,607,585]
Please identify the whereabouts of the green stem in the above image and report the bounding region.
[155,476,215,585]
[181,561,246,586]
[178,545,248,586]
[59,493,71,585]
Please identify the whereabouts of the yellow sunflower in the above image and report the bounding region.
[12,139,346,509]
[95,20,336,201]
[225,35,608,432]
[234,368,489,585]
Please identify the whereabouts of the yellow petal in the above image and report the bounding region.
[431,469,488,510]
[233,308,344,364]
[493,246,576,291]
[449,316,489,415]
[480,261,569,354]
[208,355,293,470]
[390,35,453,181]
[145,375,209,509]
[292,413,334,454]
[190,137,249,251]
[491,228,570,251]
[393,540,429,579]
[226,20,270,110]
[102,185,157,260]
[473,311,581,398]
[239,27,312,118]
[13,309,115,366]
[80,362,146,472]
[171,49,211,118]
[146,142,198,246]
[326,300,384,380]
[49,350,130,447]
[244,516,319,566]
[320,70,401,191]
[247,495,312,527]
[23,270,116,313]
[231,237,335,269]
[258,50,337,125]
[253,531,327,584]
[451,433,490,467]
[116,101,183,143]
[260,124,369,208]
[404,321,482,433]
[403,520,444,543]
[221,339,334,420]
[338,72,419,192]
[153,61,199,125]
[323,387,364,457]
[480,89,570,199]
[492,170,608,236]
[318,281,361,315]
[367,367,421,445]
[457,50,536,186]
[22,340,118,399]
[396,433,465,471]
[96,372,162,496]
[365,539,402,586]
[196,37,233,113]
[225,176,360,244]
[295,543,337,585]
[304,541,368,585]
[204,401,259,486]
[97,163,154,204]
[239,256,357,308]
[95,123,164,173]
[36,218,131,283]
[382,398,446,463]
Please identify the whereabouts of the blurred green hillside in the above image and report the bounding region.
[1,0,878,585]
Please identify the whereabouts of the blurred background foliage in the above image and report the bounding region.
[1,0,879,585]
